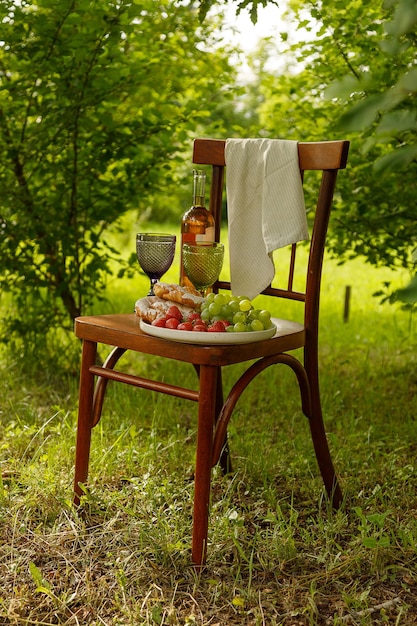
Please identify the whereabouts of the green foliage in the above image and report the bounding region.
[248,0,417,291]
[328,0,417,172]
[197,0,279,24]
[0,0,236,337]
[395,273,417,304]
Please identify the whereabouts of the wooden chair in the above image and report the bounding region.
[73,138,350,566]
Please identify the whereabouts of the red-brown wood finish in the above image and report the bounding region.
[73,138,350,566]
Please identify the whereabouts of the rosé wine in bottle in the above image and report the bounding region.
[180,169,215,288]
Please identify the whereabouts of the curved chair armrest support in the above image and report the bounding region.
[212,354,312,466]
[92,346,127,426]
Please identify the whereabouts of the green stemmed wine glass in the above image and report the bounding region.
[182,242,224,297]
[136,233,176,296]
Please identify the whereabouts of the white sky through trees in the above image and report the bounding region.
[218,2,314,80]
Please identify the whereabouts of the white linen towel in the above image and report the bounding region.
[225,138,309,300]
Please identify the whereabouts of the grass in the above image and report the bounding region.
[0,247,416,625]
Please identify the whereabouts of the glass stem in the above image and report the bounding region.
[148,278,158,296]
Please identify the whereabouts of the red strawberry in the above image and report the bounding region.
[187,312,202,323]
[165,317,180,329]
[208,321,227,332]
[193,323,208,332]
[177,321,193,331]
[152,317,167,327]
[166,305,183,321]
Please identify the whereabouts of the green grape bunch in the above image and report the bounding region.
[200,293,274,333]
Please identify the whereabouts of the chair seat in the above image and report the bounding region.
[75,314,305,366]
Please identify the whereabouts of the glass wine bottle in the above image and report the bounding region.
[180,169,215,288]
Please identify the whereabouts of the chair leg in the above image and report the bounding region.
[192,364,217,567]
[195,365,231,475]
[73,339,97,506]
[306,349,343,508]
[309,397,343,508]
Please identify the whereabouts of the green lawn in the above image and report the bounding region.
[0,250,416,625]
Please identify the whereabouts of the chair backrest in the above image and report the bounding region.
[192,138,350,334]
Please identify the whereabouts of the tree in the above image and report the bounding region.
[328,0,417,305]
[197,0,278,24]
[246,0,417,292]
[0,0,237,341]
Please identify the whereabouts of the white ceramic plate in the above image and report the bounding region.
[139,318,277,344]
